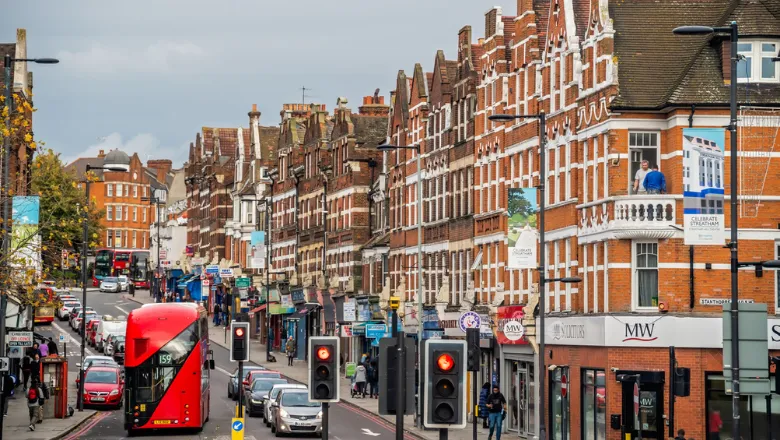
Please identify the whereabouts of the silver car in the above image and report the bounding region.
[100,277,120,293]
[271,389,322,437]
[263,383,306,426]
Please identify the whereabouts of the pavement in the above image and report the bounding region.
[122,293,495,440]
[2,392,97,440]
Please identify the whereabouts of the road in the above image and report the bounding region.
[35,289,404,439]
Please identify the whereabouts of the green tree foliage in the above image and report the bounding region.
[507,188,533,218]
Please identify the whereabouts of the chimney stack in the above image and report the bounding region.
[359,90,389,117]
[147,159,173,184]
[98,150,106,158]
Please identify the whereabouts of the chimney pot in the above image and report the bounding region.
[252,104,257,112]
[98,149,105,157]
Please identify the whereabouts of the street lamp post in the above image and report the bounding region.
[0,55,57,438]
[673,21,741,439]
[489,112,581,440]
[141,191,166,301]
[77,164,127,411]
[376,141,423,425]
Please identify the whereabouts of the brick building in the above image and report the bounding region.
[466,1,780,439]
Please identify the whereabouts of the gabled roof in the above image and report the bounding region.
[202,127,243,159]
[65,157,105,181]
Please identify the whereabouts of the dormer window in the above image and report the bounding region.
[737,40,779,83]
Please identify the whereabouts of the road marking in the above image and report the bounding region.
[362,428,381,436]
[51,321,95,356]
[115,305,130,314]
[216,366,232,377]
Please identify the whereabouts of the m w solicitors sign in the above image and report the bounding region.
[622,323,658,343]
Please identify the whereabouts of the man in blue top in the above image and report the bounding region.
[643,165,666,194]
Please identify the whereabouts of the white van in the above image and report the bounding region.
[96,320,127,353]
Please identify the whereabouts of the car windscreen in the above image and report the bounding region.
[281,392,320,407]
[85,370,117,384]
[252,379,287,391]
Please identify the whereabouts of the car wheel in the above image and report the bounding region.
[264,415,269,427]
[227,389,232,399]
[275,428,283,437]
[271,424,276,434]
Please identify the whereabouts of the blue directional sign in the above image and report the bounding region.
[232,419,244,432]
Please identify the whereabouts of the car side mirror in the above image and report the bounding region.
[75,363,81,368]
[243,380,249,386]
[262,394,269,400]
[271,402,278,408]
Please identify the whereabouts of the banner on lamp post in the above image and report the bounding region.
[250,231,265,269]
[682,128,726,245]
[507,188,539,269]
[11,196,42,278]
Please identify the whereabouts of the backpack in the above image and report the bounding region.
[27,387,37,402]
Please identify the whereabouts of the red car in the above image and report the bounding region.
[81,365,124,409]
[86,319,102,346]
[243,370,281,392]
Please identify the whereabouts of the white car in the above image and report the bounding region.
[263,383,306,426]
[71,311,97,330]
[57,300,80,320]
[117,276,129,291]
[100,277,121,293]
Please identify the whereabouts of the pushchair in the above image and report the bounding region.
[350,375,367,398]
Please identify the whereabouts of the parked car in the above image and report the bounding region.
[72,311,97,331]
[106,335,125,363]
[80,365,124,409]
[117,275,129,291]
[228,365,266,400]
[271,389,322,436]
[56,293,76,303]
[96,320,127,353]
[76,355,118,372]
[99,277,121,293]
[243,378,287,417]
[69,306,94,328]
[263,383,306,426]
[86,319,102,345]
[57,300,80,320]
[243,370,281,394]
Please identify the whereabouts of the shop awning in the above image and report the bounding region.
[250,304,267,314]
[291,302,320,318]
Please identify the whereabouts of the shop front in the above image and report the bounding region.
[542,315,780,440]
[497,305,537,439]
[270,292,295,352]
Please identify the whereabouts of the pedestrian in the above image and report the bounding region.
[47,338,58,356]
[367,359,379,398]
[708,410,723,440]
[29,354,41,384]
[30,343,41,358]
[479,382,491,428]
[486,384,506,440]
[222,299,230,328]
[354,362,367,397]
[675,429,687,440]
[27,379,43,431]
[21,349,31,391]
[633,159,650,194]
[213,300,221,326]
[38,340,49,357]
[2,373,14,416]
[643,164,666,194]
[37,380,49,423]
[285,336,296,366]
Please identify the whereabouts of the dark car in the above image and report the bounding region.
[110,335,126,364]
[243,378,287,416]
[228,365,266,400]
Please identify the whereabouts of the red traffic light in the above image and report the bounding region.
[317,346,331,361]
[437,353,454,372]
[235,328,245,338]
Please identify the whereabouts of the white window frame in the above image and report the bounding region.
[107,230,113,247]
[116,184,123,198]
[133,207,137,222]
[737,39,780,84]
[632,240,659,311]
[132,231,137,248]
[628,131,661,193]
[107,206,113,221]
[116,206,122,221]
[124,206,129,221]
[107,184,113,197]
[133,185,138,198]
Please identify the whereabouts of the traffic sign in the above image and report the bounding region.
[633,383,640,417]
[231,417,244,440]
[58,334,68,343]
[458,311,481,332]
[0,357,9,372]
[235,277,251,288]
[7,331,33,347]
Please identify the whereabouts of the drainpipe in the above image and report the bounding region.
[688,104,696,309]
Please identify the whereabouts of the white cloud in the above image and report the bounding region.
[65,132,188,168]
[57,41,205,75]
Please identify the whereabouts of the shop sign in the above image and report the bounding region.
[341,325,353,337]
[496,305,528,345]
[206,265,219,274]
[366,324,387,339]
[358,301,372,322]
[546,317,606,346]
[344,298,356,322]
[191,257,204,266]
[700,298,754,306]
[7,331,33,347]
[424,330,444,339]
[219,268,234,278]
[345,362,356,378]
[235,277,251,288]
[280,295,293,307]
[352,325,366,336]
[291,288,306,304]
[459,311,481,332]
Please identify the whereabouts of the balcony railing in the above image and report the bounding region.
[578,195,679,242]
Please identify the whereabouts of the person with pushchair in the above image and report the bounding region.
[353,362,367,398]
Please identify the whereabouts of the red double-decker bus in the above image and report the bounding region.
[93,249,150,288]
[124,303,214,435]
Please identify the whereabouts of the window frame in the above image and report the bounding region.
[581,368,607,440]
[737,39,780,84]
[632,240,660,311]
[627,131,661,194]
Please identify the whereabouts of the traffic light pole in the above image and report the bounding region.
[321,402,329,440]
[396,329,405,440]
[237,360,244,419]
[439,429,448,440]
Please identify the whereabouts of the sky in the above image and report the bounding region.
[3,0,504,168]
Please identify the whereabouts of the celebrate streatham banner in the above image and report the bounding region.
[682,128,726,245]
[507,188,539,269]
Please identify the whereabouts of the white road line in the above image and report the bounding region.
[115,305,130,314]
[51,321,96,356]
[216,366,232,377]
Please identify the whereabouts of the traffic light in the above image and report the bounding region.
[378,337,415,415]
[466,328,480,372]
[308,336,339,402]
[423,340,467,429]
[230,322,250,362]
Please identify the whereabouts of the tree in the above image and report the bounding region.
[507,188,533,218]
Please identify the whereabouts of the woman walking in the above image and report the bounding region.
[478,382,491,428]
[285,336,296,366]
